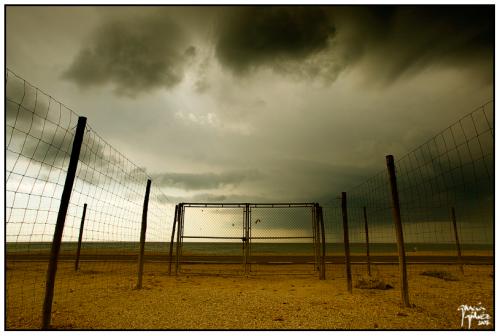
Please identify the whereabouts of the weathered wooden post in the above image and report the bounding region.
[341,192,352,293]
[168,204,179,275]
[136,179,151,289]
[318,205,326,280]
[42,116,87,329]
[386,155,410,307]
[451,207,464,275]
[314,205,321,274]
[363,206,371,277]
[311,206,319,273]
[74,203,87,271]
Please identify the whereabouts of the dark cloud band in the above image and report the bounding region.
[152,169,261,190]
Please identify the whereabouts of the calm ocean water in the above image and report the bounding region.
[6,241,493,255]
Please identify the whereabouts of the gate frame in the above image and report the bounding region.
[169,202,325,279]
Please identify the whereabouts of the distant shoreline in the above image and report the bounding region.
[6,253,493,265]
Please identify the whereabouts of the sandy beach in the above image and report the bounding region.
[6,259,493,330]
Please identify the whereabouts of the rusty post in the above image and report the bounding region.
[74,203,87,271]
[341,192,352,293]
[386,155,410,307]
[136,179,151,289]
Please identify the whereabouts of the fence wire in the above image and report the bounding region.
[5,69,175,329]
[4,68,494,328]
[323,101,493,300]
[176,204,320,276]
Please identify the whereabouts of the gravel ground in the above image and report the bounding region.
[6,261,494,330]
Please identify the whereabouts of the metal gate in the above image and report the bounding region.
[169,203,326,278]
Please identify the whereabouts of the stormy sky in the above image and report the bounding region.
[5,5,494,243]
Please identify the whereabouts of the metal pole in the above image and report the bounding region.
[244,203,250,275]
[42,116,87,329]
[248,205,252,274]
[74,203,87,271]
[168,205,179,275]
[386,155,410,307]
[318,205,326,280]
[363,206,371,277]
[136,179,151,289]
[451,207,464,275]
[341,192,352,293]
[180,205,185,271]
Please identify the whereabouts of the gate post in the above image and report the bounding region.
[175,204,184,275]
[244,203,250,275]
[168,204,179,275]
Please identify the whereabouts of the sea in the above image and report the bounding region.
[5,241,493,255]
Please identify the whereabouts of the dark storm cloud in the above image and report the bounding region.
[355,5,494,84]
[63,13,194,96]
[152,169,261,190]
[215,6,336,74]
[214,6,493,84]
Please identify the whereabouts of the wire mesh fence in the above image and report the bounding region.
[322,100,494,304]
[174,203,323,276]
[5,69,176,329]
[5,67,494,328]
[249,205,320,275]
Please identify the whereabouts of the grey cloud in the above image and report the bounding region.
[152,169,261,190]
[213,6,492,85]
[63,13,193,96]
[215,6,336,74]
[356,6,494,84]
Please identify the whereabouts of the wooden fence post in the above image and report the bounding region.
[136,179,151,289]
[74,203,87,271]
[318,205,326,280]
[451,207,464,275]
[386,155,410,307]
[341,192,352,293]
[42,116,87,329]
[314,205,321,275]
[363,206,371,277]
[168,204,179,275]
